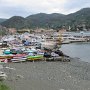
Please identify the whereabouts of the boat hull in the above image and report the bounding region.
[27,55,43,61]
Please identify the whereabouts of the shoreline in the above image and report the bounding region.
[3,58,90,90]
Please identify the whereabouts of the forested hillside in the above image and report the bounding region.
[1,8,90,30]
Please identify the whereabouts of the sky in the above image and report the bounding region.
[0,0,90,18]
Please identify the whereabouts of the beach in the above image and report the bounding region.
[2,58,90,90]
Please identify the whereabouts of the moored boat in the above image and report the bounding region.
[0,55,13,59]
[27,55,43,61]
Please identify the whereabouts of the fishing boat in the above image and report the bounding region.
[27,55,43,61]
[0,59,8,63]
[3,49,11,55]
[0,55,13,59]
[11,58,26,63]
[11,54,27,62]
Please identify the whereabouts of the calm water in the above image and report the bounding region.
[60,42,90,62]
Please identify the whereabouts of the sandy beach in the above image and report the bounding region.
[3,58,90,90]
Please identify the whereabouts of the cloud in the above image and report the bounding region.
[0,0,90,18]
[62,0,90,14]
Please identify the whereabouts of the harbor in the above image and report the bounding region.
[0,30,90,63]
[0,31,90,90]
[0,1,90,90]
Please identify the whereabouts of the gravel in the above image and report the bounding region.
[3,58,90,90]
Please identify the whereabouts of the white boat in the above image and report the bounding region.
[11,57,26,62]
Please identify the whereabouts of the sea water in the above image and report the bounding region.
[60,42,90,63]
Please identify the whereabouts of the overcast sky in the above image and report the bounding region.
[0,0,90,18]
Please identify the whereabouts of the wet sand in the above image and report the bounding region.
[4,58,90,90]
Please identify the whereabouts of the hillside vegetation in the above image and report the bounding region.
[1,8,90,30]
[0,18,6,23]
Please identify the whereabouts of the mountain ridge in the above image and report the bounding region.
[0,18,7,23]
[1,7,90,30]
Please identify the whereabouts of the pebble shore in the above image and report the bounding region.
[4,58,90,90]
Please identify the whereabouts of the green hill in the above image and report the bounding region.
[1,8,90,30]
[1,16,26,29]
[26,13,65,29]
[0,18,6,23]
